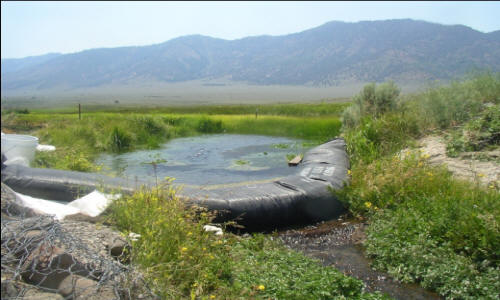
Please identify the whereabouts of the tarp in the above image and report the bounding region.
[12,190,118,220]
[1,138,349,227]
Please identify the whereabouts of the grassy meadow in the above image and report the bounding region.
[1,72,499,299]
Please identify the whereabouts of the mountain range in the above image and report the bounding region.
[2,19,500,93]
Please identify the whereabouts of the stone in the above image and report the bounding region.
[2,277,64,300]
[21,244,89,289]
[109,237,129,258]
[58,274,116,300]
[64,212,104,223]
[23,289,65,300]
[1,183,41,218]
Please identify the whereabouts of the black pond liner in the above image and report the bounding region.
[1,138,349,228]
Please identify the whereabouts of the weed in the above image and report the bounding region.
[109,126,132,152]
[235,160,249,165]
[108,183,386,299]
[273,143,290,149]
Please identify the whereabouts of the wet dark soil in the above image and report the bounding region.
[278,215,442,300]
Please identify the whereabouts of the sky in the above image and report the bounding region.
[2,1,500,59]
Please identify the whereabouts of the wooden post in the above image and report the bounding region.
[78,103,81,120]
[255,108,258,119]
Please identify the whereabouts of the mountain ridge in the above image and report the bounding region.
[2,19,499,92]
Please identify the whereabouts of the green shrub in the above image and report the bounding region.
[343,112,420,164]
[418,81,484,130]
[467,71,500,104]
[446,104,500,157]
[197,117,224,133]
[336,151,500,299]
[342,81,400,128]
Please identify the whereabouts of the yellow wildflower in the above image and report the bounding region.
[423,154,430,159]
[187,232,193,236]
[427,172,433,177]
[347,170,352,175]
[478,173,485,178]
[210,296,216,299]
[181,247,188,252]
[364,202,372,209]
[257,285,265,291]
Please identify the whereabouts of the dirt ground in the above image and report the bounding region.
[416,135,499,186]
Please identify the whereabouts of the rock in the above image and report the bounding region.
[23,289,65,300]
[1,183,41,218]
[109,237,129,258]
[58,275,116,300]
[64,213,104,223]
[1,278,64,300]
[21,244,90,289]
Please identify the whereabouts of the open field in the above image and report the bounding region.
[1,80,424,110]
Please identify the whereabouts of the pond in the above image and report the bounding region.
[96,134,313,186]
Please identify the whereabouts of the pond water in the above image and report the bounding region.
[97,134,312,186]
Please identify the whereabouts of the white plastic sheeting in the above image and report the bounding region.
[13,190,120,220]
[203,225,223,236]
[36,144,56,152]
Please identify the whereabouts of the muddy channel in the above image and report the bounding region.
[277,215,442,300]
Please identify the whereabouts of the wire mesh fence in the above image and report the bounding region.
[1,183,158,300]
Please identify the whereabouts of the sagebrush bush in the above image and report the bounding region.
[342,81,400,128]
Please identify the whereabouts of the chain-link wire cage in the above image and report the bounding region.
[1,183,159,299]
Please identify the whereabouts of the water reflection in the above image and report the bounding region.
[97,134,312,185]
